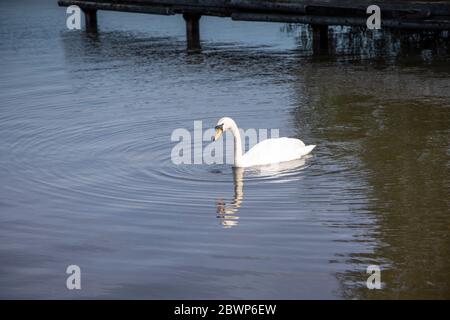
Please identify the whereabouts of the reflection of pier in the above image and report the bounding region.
[58,0,450,52]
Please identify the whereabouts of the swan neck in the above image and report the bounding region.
[230,123,242,165]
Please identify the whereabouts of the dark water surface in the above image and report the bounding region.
[0,0,449,299]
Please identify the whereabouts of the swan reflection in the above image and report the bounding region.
[216,158,308,228]
[216,167,244,228]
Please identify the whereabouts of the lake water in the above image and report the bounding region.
[0,0,449,299]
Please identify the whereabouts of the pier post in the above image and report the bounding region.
[311,24,329,54]
[183,13,201,52]
[83,8,97,32]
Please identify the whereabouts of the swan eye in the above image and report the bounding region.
[214,124,224,130]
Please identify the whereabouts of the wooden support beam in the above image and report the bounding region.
[183,13,201,52]
[312,24,328,54]
[83,8,97,32]
[229,0,307,14]
[60,1,174,15]
[230,0,450,17]
[231,12,450,30]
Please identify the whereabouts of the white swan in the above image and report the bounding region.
[213,117,315,167]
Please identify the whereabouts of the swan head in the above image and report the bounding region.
[213,117,236,141]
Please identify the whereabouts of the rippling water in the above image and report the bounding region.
[0,0,449,299]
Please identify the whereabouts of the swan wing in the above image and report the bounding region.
[239,137,315,167]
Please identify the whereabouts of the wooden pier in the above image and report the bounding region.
[58,0,450,52]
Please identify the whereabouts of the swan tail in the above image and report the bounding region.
[301,144,316,157]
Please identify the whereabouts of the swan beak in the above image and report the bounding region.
[213,127,223,141]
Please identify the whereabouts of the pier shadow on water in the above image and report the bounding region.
[289,50,450,298]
